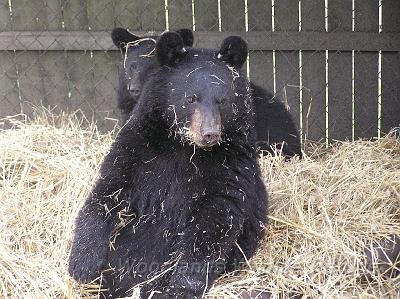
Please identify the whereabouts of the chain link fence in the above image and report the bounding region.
[0,0,399,141]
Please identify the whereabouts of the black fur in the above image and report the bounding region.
[176,28,194,47]
[69,33,268,298]
[251,83,302,158]
[155,32,185,66]
[217,35,248,68]
[112,28,302,158]
[111,27,139,50]
[217,36,301,157]
[112,28,194,122]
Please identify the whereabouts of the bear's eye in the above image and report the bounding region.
[187,95,198,103]
[216,98,227,105]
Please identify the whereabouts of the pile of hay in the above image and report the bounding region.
[0,112,399,298]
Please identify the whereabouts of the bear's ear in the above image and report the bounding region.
[176,28,194,47]
[156,32,185,67]
[217,36,248,68]
[111,27,140,49]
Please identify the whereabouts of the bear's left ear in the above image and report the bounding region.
[217,36,248,68]
[111,27,140,50]
[156,32,185,67]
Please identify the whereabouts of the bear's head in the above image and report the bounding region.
[112,28,194,99]
[154,32,252,149]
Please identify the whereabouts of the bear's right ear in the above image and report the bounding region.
[217,36,248,68]
[176,28,194,47]
[156,32,185,67]
[111,27,140,49]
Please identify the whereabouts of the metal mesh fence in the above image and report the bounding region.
[0,0,399,141]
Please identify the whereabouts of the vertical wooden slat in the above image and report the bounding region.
[0,1,11,30]
[354,53,378,139]
[66,52,96,120]
[61,0,89,31]
[355,0,378,31]
[0,2,19,117]
[354,1,379,139]
[35,1,68,115]
[302,0,325,31]
[8,0,39,114]
[194,0,218,46]
[32,2,71,115]
[220,0,246,73]
[10,0,62,31]
[40,0,63,30]
[114,1,165,31]
[9,0,61,115]
[61,0,94,123]
[168,0,193,29]
[87,0,115,30]
[248,0,273,92]
[220,0,245,31]
[87,0,119,128]
[381,0,400,134]
[248,0,277,149]
[39,51,70,113]
[301,53,327,142]
[0,51,20,117]
[274,0,298,31]
[328,0,351,32]
[328,0,352,141]
[249,50,274,96]
[274,50,300,129]
[328,52,353,141]
[247,0,271,32]
[274,0,300,131]
[91,51,120,129]
[382,0,400,32]
[381,52,400,134]
[63,0,119,130]
[12,51,44,115]
[60,0,89,115]
[194,0,218,31]
[301,0,326,142]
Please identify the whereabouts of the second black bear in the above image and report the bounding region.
[111,28,194,122]
[217,36,302,158]
[69,32,268,298]
[111,28,302,158]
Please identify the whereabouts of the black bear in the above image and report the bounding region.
[69,32,268,298]
[111,28,194,122]
[217,36,302,158]
[112,28,302,158]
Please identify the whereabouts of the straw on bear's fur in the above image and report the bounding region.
[0,111,398,298]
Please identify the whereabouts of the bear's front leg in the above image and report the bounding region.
[162,201,245,298]
[69,124,140,283]
[68,202,115,283]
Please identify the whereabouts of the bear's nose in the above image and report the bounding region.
[202,130,220,145]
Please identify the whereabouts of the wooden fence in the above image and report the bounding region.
[0,0,399,142]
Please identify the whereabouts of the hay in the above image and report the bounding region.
[0,111,399,298]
